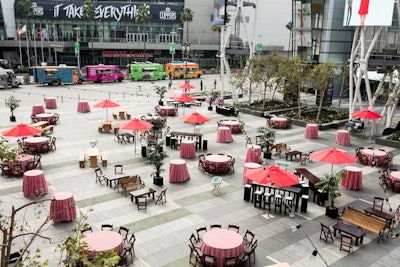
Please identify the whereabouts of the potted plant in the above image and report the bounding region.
[146,143,169,186]
[155,85,167,106]
[208,90,220,111]
[5,95,21,122]
[315,169,345,219]
[256,127,276,159]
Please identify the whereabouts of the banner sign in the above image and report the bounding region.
[15,1,184,23]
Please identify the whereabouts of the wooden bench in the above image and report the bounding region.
[118,176,145,196]
[126,112,131,119]
[332,221,366,246]
[41,125,54,136]
[112,112,117,119]
[79,152,85,168]
[339,206,387,242]
[101,152,107,167]
[98,123,104,133]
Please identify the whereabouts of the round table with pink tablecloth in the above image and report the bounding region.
[205,155,231,175]
[4,154,34,172]
[304,123,319,139]
[169,159,190,183]
[243,162,261,184]
[201,229,244,267]
[50,192,77,222]
[158,106,176,116]
[35,113,56,124]
[22,169,48,197]
[82,231,124,259]
[270,117,288,129]
[24,137,50,153]
[220,120,240,132]
[342,166,362,190]
[180,140,196,159]
[335,130,350,146]
[245,144,262,163]
[216,127,233,143]
[361,149,386,166]
[77,101,90,113]
[390,171,400,183]
[45,98,57,109]
[32,105,45,116]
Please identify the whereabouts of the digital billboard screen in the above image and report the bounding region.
[343,0,395,26]
[212,0,226,25]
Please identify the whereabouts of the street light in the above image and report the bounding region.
[182,42,190,82]
[73,27,81,69]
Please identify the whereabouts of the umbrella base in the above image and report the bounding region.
[10,115,16,122]
[153,176,164,186]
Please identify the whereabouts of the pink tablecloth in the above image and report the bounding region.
[205,155,230,172]
[390,171,400,183]
[22,169,48,197]
[50,192,77,222]
[304,123,318,139]
[32,105,45,116]
[77,101,90,113]
[180,140,196,159]
[158,106,176,116]
[35,113,56,124]
[245,144,262,163]
[24,137,50,153]
[201,229,244,267]
[82,231,124,259]
[342,166,362,190]
[169,159,190,183]
[216,127,233,143]
[270,117,288,129]
[361,149,386,166]
[335,130,350,146]
[221,121,240,132]
[45,98,57,109]
[4,154,34,172]
[243,162,261,184]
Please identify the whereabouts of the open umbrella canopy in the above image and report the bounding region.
[118,118,153,131]
[94,99,120,120]
[2,123,43,137]
[309,148,357,173]
[174,93,196,103]
[352,109,382,120]
[179,82,196,90]
[244,165,299,187]
[180,112,211,124]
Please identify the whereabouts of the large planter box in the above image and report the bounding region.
[375,136,400,149]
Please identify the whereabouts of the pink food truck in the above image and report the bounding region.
[81,65,125,83]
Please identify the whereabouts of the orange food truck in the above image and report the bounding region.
[165,61,202,79]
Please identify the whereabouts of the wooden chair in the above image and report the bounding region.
[189,243,203,266]
[372,196,384,211]
[190,233,201,249]
[121,234,136,265]
[80,226,93,235]
[319,223,334,243]
[94,168,107,185]
[12,164,23,177]
[223,256,239,267]
[196,227,207,241]
[114,164,123,174]
[210,224,222,229]
[118,226,129,242]
[243,230,255,247]
[101,224,113,231]
[40,143,49,153]
[49,137,56,151]
[1,164,12,177]
[228,224,240,233]
[137,196,147,211]
[244,239,257,265]
[201,253,217,267]
[33,154,42,170]
[339,234,353,253]
[155,188,167,205]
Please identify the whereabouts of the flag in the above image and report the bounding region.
[18,25,27,35]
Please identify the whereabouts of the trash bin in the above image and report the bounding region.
[244,184,252,201]
[301,183,309,195]
[141,145,147,157]
[165,134,171,146]
[203,139,208,150]
[301,195,309,212]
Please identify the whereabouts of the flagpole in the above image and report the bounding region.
[40,24,44,63]
[33,24,38,66]
[26,31,31,68]
[18,31,23,67]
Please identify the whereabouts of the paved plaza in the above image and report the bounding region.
[1,74,400,267]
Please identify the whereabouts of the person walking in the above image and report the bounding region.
[168,79,172,90]
[200,80,203,91]
[214,79,217,89]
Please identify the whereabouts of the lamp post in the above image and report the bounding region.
[73,27,81,69]
[182,42,190,82]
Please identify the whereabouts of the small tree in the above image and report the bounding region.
[5,95,21,121]
[82,0,96,63]
[135,5,152,61]
[316,169,345,209]
[154,85,167,105]
[146,144,169,185]
[180,8,194,43]
[256,127,276,157]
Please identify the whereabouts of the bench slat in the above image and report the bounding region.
[339,207,386,238]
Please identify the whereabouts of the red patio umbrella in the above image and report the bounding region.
[309,148,357,173]
[2,123,43,137]
[94,99,120,120]
[244,165,300,187]
[180,112,211,132]
[352,109,382,120]
[118,118,153,153]
[174,93,196,103]
[179,81,196,90]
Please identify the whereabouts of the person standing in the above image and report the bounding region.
[214,79,217,89]
[200,80,203,91]
[358,0,369,26]
[168,79,172,90]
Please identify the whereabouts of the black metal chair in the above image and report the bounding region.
[94,168,107,185]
